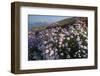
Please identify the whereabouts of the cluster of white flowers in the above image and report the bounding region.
[28,17,88,60]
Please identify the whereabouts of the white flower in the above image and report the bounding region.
[61,53,64,56]
[78,53,81,58]
[75,51,79,55]
[83,46,87,49]
[44,41,47,44]
[78,41,82,45]
[85,39,88,42]
[54,37,57,40]
[55,48,58,52]
[59,33,65,38]
[45,33,48,36]
[70,35,74,38]
[46,45,49,49]
[76,36,80,41]
[59,38,63,42]
[50,38,54,41]
[59,41,62,45]
[77,38,80,41]
[63,37,65,39]
[82,50,86,53]
[83,55,87,57]
[65,43,68,47]
[67,37,70,40]
[68,48,71,52]
[73,31,77,36]
[55,40,58,43]
[84,31,87,34]
[50,50,54,56]
[74,54,77,57]
[62,44,65,47]
[59,45,61,47]
[76,33,79,36]
[65,31,70,35]
[80,28,84,32]
[71,30,74,33]
[45,49,49,53]
[80,45,83,48]
[61,29,64,32]
[52,32,55,35]
[67,55,70,58]
[78,50,81,52]
[83,34,87,37]
[49,47,52,51]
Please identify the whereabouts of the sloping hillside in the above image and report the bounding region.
[28,17,88,60]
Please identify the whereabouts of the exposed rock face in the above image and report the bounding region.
[28,17,88,60]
